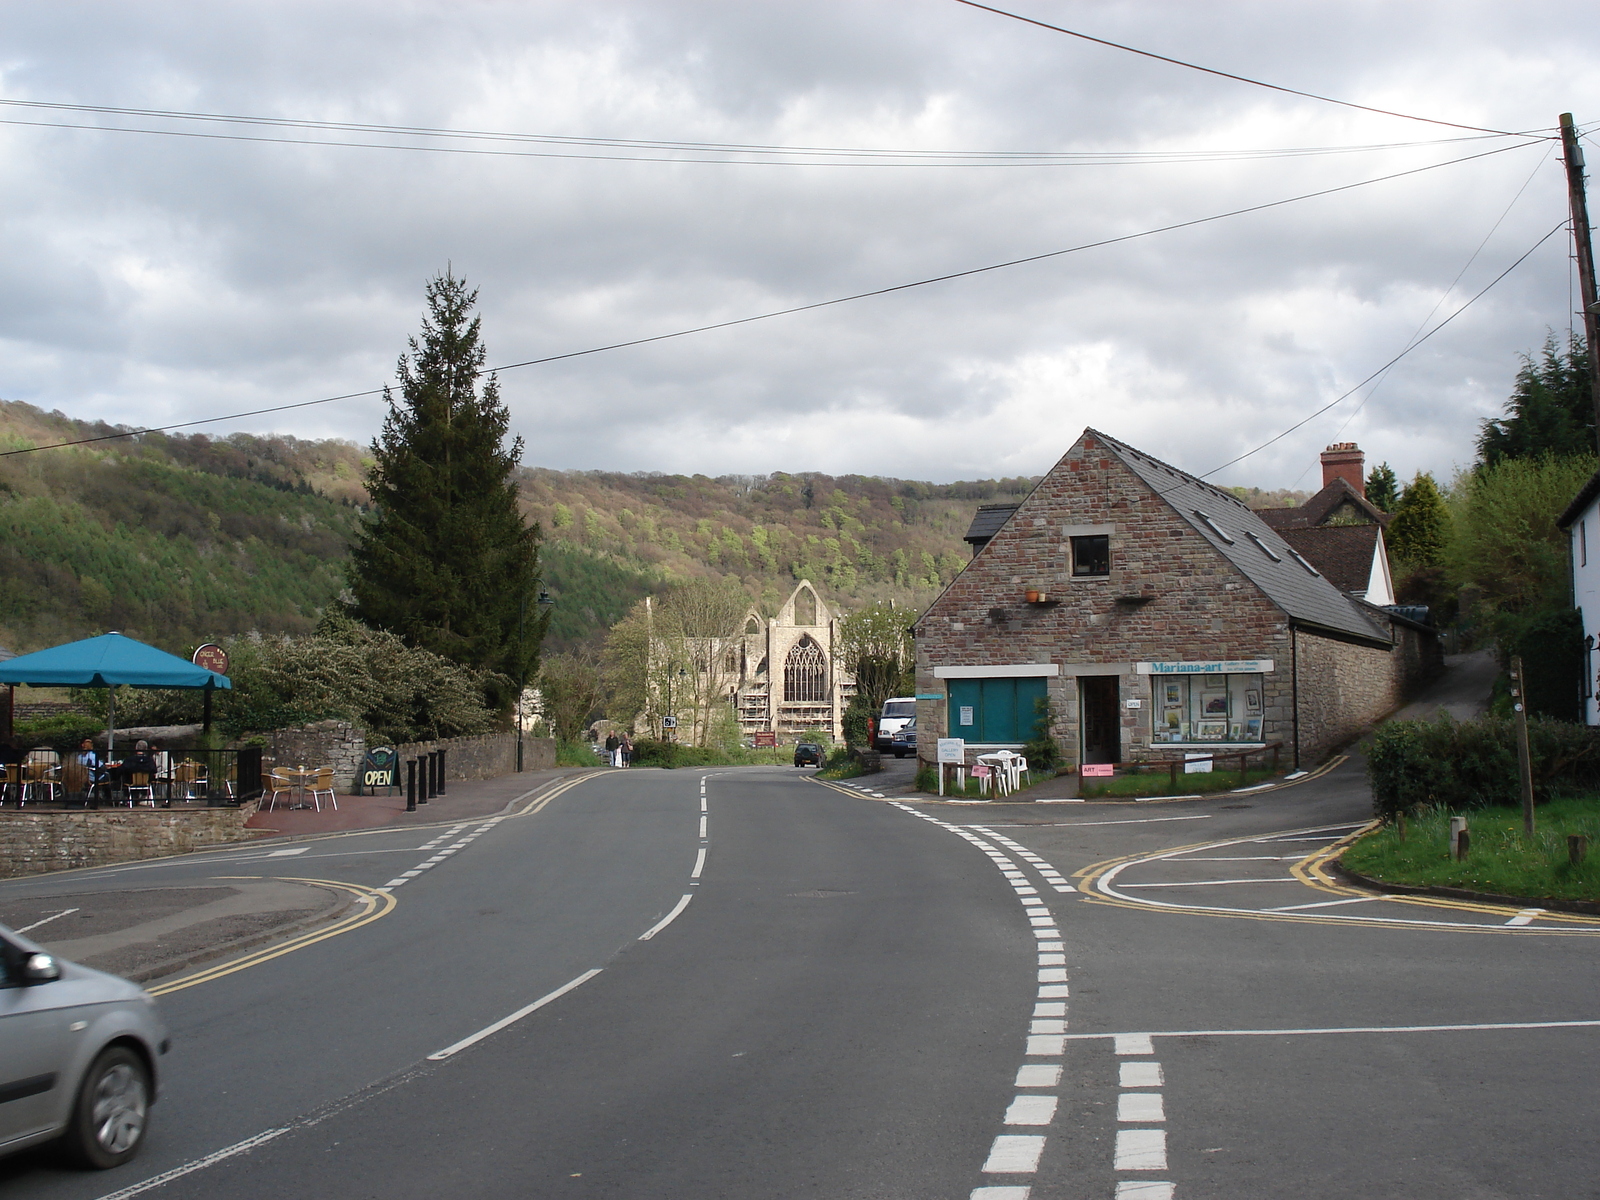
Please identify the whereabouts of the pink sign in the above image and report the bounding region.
[1080,764,1114,777]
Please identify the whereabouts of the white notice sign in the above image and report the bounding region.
[937,738,966,764]
[959,706,975,726]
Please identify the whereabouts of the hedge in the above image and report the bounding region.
[1367,716,1600,818]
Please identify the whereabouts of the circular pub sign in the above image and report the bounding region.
[192,643,230,676]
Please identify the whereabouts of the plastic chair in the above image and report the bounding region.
[307,767,337,812]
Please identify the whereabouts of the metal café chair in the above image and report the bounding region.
[173,761,209,801]
[23,760,61,806]
[264,769,296,812]
[307,767,337,812]
[125,773,156,807]
[0,763,24,806]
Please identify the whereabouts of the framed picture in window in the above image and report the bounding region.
[1245,688,1262,713]
[1245,717,1263,739]
[1163,681,1182,706]
[1196,719,1227,740]
[1164,709,1181,729]
[1203,693,1229,716]
[1230,722,1242,739]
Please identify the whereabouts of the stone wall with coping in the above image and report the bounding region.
[264,723,551,790]
[0,801,262,880]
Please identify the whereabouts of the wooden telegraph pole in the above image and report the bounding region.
[1559,114,1600,452]
[1510,656,1536,838]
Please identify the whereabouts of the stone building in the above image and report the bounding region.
[914,429,1440,773]
[726,581,855,742]
[1256,443,1395,605]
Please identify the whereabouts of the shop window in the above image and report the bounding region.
[1070,534,1110,577]
[1150,673,1266,743]
[946,677,1048,743]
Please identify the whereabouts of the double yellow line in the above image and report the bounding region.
[148,878,396,996]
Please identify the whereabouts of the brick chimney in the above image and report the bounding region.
[1320,442,1365,496]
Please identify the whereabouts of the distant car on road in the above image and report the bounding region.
[793,742,825,768]
[889,719,917,758]
[0,924,168,1169]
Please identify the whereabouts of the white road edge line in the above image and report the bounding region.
[90,1127,291,1200]
[639,894,695,941]
[1065,1018,1600,1040]
[426,969,604,1061]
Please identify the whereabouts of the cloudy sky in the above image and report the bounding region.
[3,1,1598,489]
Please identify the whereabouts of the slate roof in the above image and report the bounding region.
[1089,430,1391,646]
[1256,477,1388,531]
[1276,525,1379,595]
[963,503,1021,548]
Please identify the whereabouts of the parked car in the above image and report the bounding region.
[0,924,167,1169]
[875,697,917,751]
[793,743,825,768]
[889,719,917,758]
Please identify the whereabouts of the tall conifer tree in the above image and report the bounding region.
[348,271,545,706]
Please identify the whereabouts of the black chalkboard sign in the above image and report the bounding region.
[359,746,398,795]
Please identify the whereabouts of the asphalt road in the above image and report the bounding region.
[0,755,1594,1199]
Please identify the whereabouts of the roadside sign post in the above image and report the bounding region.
[937,738,965,797]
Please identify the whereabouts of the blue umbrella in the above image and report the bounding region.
[0,633,231,756]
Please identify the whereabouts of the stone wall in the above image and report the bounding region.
[391,733,553,779]
[265,721,367,791]
[265,724,550,789]
[0,801,262,880]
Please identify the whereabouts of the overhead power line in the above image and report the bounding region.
[1195,219,1570,483]
[0,137,1541,459]
[953,0,1543,140]
[0,98,1516,168]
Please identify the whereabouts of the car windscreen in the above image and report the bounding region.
[881,702,916,718]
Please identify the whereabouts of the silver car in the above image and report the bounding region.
[0,925,167,1168]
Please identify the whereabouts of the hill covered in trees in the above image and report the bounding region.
[0,399,1043,656]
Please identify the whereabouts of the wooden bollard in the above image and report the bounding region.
[1455,829,1470,861]
[1570,835,1589,866]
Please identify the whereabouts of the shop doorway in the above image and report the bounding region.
[1079,676,1120,765]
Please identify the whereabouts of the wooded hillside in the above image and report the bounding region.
[0,399,1042,656]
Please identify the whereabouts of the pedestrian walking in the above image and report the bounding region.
[620,733,633,768]
[605,731,621,767]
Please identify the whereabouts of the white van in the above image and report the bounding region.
[876,697,917,751]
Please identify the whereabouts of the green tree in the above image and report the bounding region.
[1450,454,1597,616]
[347,272,545,706]
[538,650,606,743]
[836,599,915,718]
[1387,472,1450,568]
[1364,462,1399,512]
[1477,333,1594,466]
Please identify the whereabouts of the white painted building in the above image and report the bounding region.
[1558,469,1600,725]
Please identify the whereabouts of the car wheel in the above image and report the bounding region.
[64,1046,150,1169]
[894,750,906,758]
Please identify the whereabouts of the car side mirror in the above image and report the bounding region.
[22,953,60,984]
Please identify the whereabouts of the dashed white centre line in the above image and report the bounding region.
[1114,1129,1167,1170]
[982,1135,1047,1173]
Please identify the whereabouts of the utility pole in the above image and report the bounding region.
[1510,656,1536,839]
[1560,114,1600,452]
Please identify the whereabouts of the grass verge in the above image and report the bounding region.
[1340,796,1600,901]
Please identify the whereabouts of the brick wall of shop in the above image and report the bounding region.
[915,432,1418,771]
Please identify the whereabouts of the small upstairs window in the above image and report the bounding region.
[1070,534,1110,577]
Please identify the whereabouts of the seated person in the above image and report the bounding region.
[115,740,159,784]
[76,738,104,782]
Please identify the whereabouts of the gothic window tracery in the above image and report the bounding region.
[784,637,828,703]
